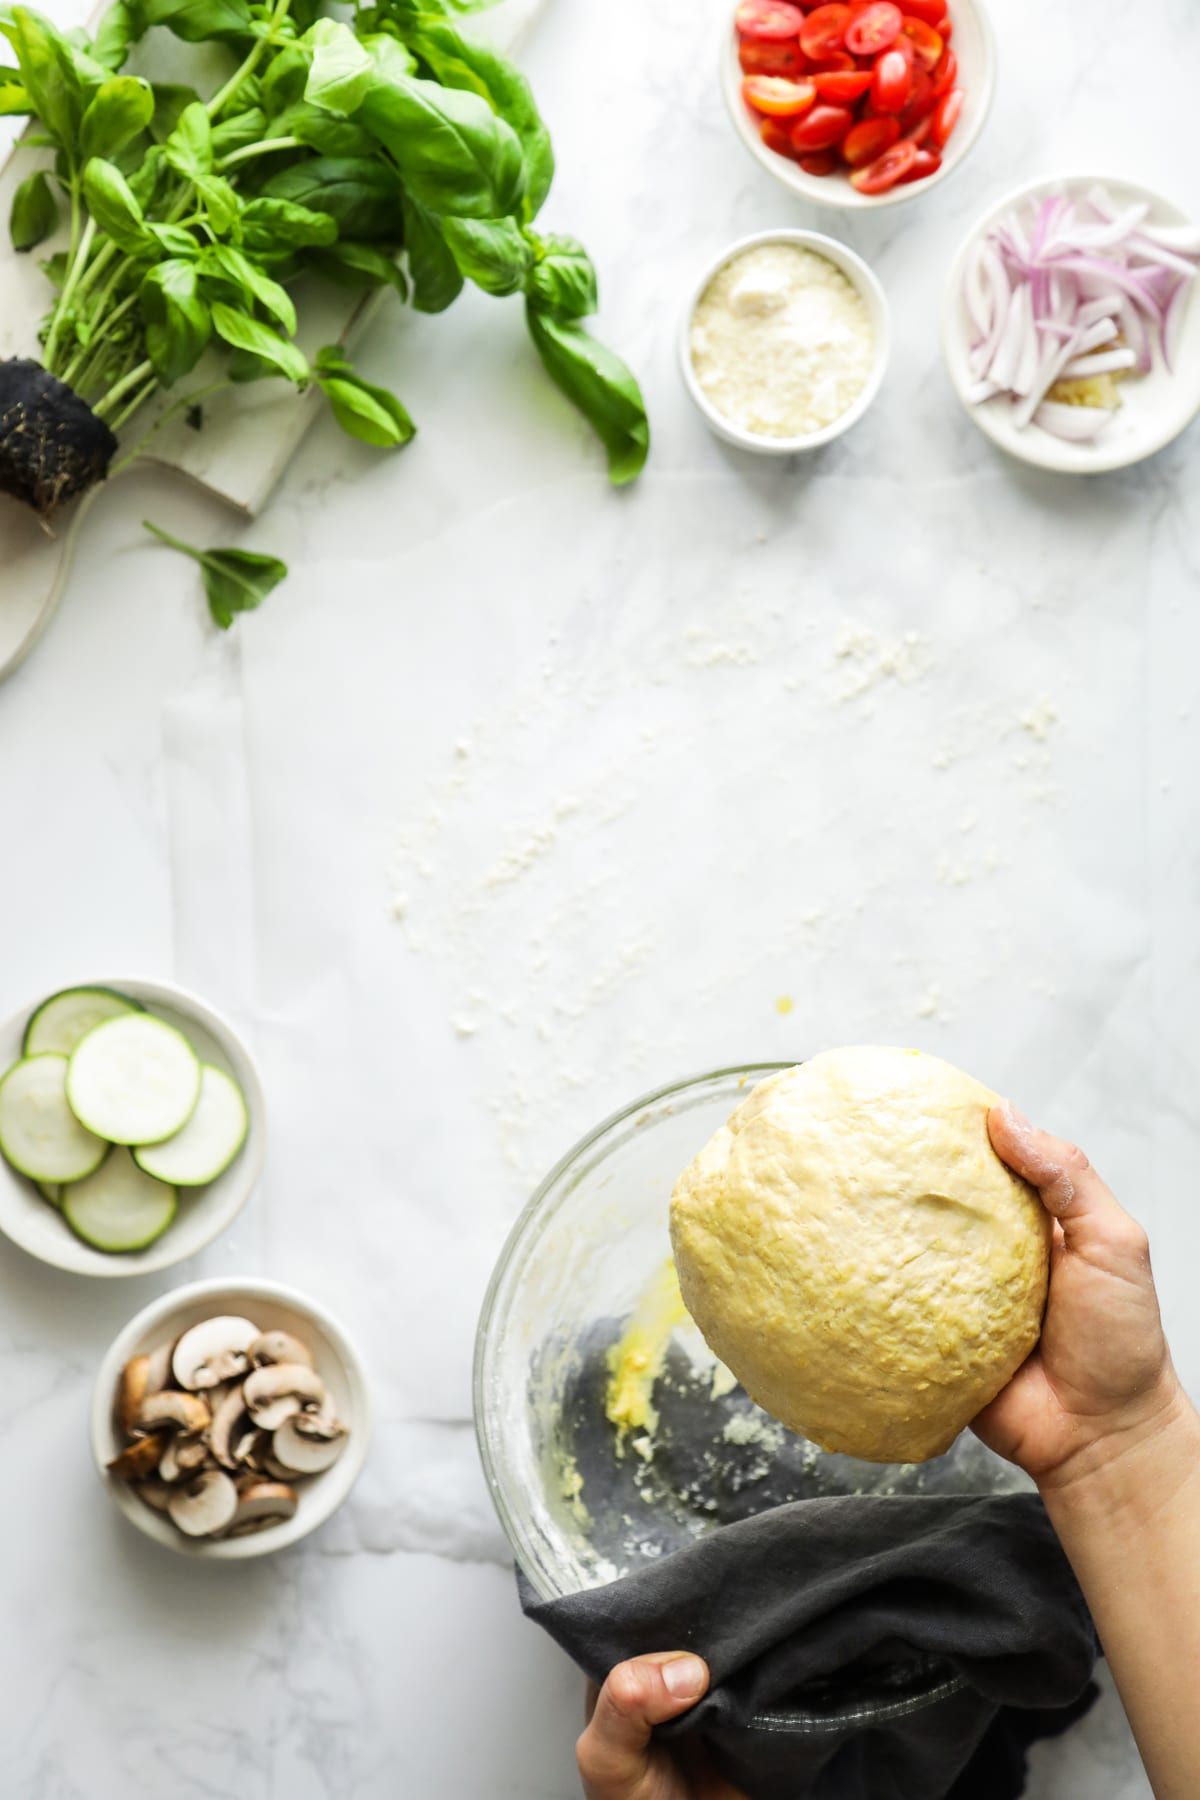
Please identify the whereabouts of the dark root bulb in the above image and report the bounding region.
[0,359,117,519]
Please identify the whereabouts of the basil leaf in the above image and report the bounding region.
[163,99,211,181]
[82,156,150,253]
[143,522,287,630]
[201,242,296,335]
[147,219,197,254]
[92,1,139,71]
[315,357,415,447]
[0,65,30,115]
[194,172,239,233]
[80,73,153,161]
[210,300,309,384]
[1,9,82,144]
[270,100,374,158]
[525,306,648,486]
[303,18,373,117]
[400,191,462,313]
[313,238,406,294]
[39,248,69,288]
[211,105,267,156]
[358,65,525,219]
[141,258,210,384]
[525,234,596,321]
[9,167,57,251]
[409,22,553,219]
[138,0,254,44]
[262,43,307,114]
[262,156,399,240]
[241,196,338,250]
[149,82,199,144]
[441,214,531,297]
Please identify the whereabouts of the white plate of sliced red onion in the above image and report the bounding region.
[942,174,1200,472]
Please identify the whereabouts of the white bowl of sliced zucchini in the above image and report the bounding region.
[92,1278,371,1558]
[0,978,264,1276]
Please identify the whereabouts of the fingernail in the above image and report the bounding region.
[662,1655,707,1700]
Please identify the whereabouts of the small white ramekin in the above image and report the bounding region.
[91,1277,372,1559]
[680,229,891,454]
[0,974,265,1277]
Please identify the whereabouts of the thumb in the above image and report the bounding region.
[576,1653,709,1798]
[988,1100,1139,1255]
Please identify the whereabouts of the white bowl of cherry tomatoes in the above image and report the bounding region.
[724,0,996,207]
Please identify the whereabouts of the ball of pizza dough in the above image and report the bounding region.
[670,1047,1050,1463]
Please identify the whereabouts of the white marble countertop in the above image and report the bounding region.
[1,0,1196,1791]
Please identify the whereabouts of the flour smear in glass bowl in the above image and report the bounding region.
[685,236,884,449]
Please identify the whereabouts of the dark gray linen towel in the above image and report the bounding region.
[520,1493,1099,1800]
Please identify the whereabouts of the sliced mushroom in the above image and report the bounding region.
[135,1390,211,1436]
[292,1408,343,1442]
[210,1384,250,1471]
[159,1437,184,1484]
[145,1337,175,1396]
[248,1330,314,1371]
[227,1480,298,1537]
[243,1362,325,1431]
[176,1435,210,1473]
[172,1316,260,1391]
[108,1434,167,1481]
[167,1469,238,1538]
[114,1354,151,1438]
[134,1477,174,1513]
[272,1417,347,1475]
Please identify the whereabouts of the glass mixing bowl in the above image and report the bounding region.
[474,1066,1032,1726]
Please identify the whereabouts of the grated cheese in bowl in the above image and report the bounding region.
[681,232,889,453]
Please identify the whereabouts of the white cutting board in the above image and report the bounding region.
[0,0,549,678]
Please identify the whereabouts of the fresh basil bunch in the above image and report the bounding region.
[0,0,649,521]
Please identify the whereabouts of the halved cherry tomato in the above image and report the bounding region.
[739,37,807,76]
[810,68,873,99]
[936,14,952,36]
[901,109,934,144]
[897,65,933,130]
[929,45,957,96]
[736,0,806,39]
[798,3,851,58]
[789,100,855,148]
[760,116,800,158]
[894,0,943,24]
[930,85,963,146]
[841,112,900,163]
[808,48,856,69]
[870,46,911,111]
[900,16,942,68]
[798,150,837,174]
[895,146,942,181]
[849,137,918,190]
[742,74,817,116]
[843,0,901,54]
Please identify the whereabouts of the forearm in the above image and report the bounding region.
[1040,1384,1200,1800]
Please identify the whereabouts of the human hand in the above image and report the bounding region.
[576,1652,747,1800]
[973,1101,1183,1492]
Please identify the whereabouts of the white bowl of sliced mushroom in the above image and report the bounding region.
[92,1279,371,1556]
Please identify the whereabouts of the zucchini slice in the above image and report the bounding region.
[67,1013,200,1146]
[62,1148,177,1253]
[36,1180,62,1206]
[23,985,143,1057]
[133,1064,248,1186]
[0,1054,109,1183]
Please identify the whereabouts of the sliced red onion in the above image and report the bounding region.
[964,183,1198,438]
[1163,278,1190,374]
[1060,347,1138,378]
[1033,400,1114,440]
